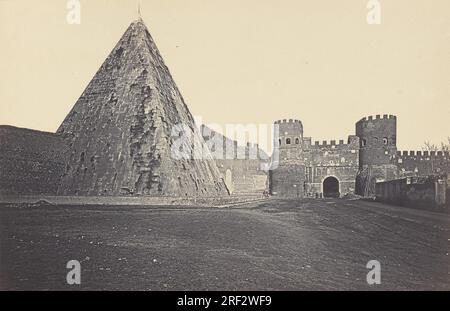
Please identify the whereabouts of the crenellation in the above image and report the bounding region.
[307,138,356,149]
[396,150,450,161]
[274,119,302,124]
[393,149,450,181]
[357,114,397,124]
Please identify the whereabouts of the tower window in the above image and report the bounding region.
[286,138,291,145]
[278,139,282,146]
[295,138,300,144]
[361,139,367,147]
[391,136,396,145]
[383,137,388,145]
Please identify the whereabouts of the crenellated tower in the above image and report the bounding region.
[274,119,304,160]
[270,119,305,198]
[355,114,399,196]
[355,114,397,166]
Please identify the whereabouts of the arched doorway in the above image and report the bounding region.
[323,176,340,198]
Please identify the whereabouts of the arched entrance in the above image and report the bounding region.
[323,176,340,198]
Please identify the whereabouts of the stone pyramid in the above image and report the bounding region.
[57,19,228,197]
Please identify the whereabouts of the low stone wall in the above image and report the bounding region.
[356,164,399,197]
[375,175,447,210]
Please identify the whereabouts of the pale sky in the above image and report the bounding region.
[0,0,449,152]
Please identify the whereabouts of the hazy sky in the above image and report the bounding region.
[0,0,449,152]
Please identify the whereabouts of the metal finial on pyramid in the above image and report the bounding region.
[138,1,142,19]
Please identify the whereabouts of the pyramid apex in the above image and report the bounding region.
[126,18,150,37]
[131,18,146,26]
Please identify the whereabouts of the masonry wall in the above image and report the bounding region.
[269,164,305,198]
[0,126,67,196]
[271,133,359,198]
[354,115,399,197]
[270,120,305,197]
[356,114,397,166]
[201,125,269,195]
[303,136,359,197]
[393,151,450,177]
[216,159,267,195]
[356,164,399,197]
[375,175,447,210]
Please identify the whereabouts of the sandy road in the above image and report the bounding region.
[0,199,449,290]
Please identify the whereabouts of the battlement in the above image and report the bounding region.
[357,114,396,124]
[274,119,302,124]
[313,139,344,147]
[310,137,357,149]
[396,150,449,159]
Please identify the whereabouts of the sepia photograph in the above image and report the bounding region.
[0,0,449,302]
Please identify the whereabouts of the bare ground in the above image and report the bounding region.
[0,198,449,290]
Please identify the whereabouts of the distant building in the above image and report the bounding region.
[269,115,450,198]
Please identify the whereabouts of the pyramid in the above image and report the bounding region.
[57,19,228,197]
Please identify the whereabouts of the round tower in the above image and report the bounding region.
[355,114,397,167]
[270,119,305,198]
[274,119,303,149]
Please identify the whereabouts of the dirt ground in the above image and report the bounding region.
[0,198,449,290]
